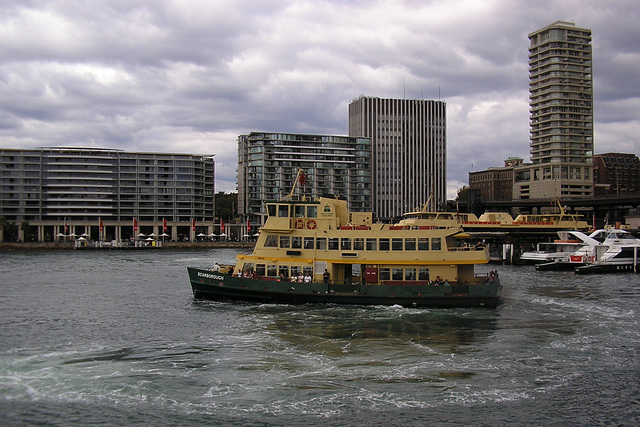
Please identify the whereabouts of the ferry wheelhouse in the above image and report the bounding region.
[188,194,502,308]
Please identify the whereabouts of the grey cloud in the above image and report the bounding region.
[0,0,638,196]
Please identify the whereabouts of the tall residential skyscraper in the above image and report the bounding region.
[514,21,593,199]
[348,96,446,221]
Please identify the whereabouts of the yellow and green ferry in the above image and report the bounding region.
[188,192,502,308]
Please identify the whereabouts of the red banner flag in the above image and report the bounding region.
[220,219,225,233]
[133,218,138,233]
[247,219,251,232]
[64,218,68,233]
[299,171,307,187]
[163,218,167,232]
[192,218,196,232]
[99,218,104,232]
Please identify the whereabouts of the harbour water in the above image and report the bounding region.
[1,248,639,426]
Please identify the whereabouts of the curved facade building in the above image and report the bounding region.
[0,147,214,242]
[237,132,372,224]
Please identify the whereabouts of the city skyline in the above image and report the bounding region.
[1,1,639,199]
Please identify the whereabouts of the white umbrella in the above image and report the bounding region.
[207,233,217,237]
[253,233,260,237]
[56,233,66,237]
[160,233,169,237]
[69,232,77,237]
[81,232,89,237]
[77,236,87,241]
[219,233,227,237]
[148,232,157,237]
[138,233,146,237]
[242,234,250,237]
[146,237,153,241]
[197,232,205,237]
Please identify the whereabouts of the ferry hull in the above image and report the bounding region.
[188,268,502,309]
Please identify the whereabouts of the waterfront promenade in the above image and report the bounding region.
[0,241,255,250]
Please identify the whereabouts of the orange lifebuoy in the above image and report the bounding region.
[306,219,317,229]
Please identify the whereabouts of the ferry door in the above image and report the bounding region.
[343,264,352,285]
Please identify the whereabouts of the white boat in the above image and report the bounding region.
[575,228,640,274]
[520,230,592,264]
[536,228,640,273]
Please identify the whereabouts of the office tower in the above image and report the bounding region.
[349,96,446,220]
[237,132,372,222]
[514,21,593,199]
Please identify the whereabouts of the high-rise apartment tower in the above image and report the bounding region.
[514,21,594,199]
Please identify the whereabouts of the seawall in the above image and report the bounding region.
[0,241,255,250]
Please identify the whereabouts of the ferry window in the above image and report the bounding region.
[256,264,266,276]
[291,265,301,276]
[405,238,416,251]
[265,235,278,247]
[341,238,352,250]
[379,238,390,251]
[418,238,429,250]
[267,205,276,217]
[431,238,441,251]
[379,268,391,281]
[279,265,289,279]
[366,238,377,251]
[418,268,429,280]
[304,237,314,249]
[294,205,305,217]
[292,236,302,249]
[354,238,364,250]
[278,205,290,217]
[303,266,313,276]
[392,268,403,280]
[316,237,327,250]
[392,238,403,251]
[279,236,290,248]
[307,206,317,218]
[328,238,339,250]
[405,268,416,280]
[267,265,277,277]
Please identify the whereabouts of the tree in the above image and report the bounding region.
[456,186,469,203]
[0,216,19,242]
[215,192,238,221]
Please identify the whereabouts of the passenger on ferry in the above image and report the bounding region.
[323,269,331,283]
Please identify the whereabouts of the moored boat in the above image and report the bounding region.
[521,230,593,265]
[188,176,502,308]
[574,228,640,274]
[535,228,640,273]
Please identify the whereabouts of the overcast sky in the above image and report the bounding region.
[1,0,639,198]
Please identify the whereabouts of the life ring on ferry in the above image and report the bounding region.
[295,218,305,229]
[306,219,317,229]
